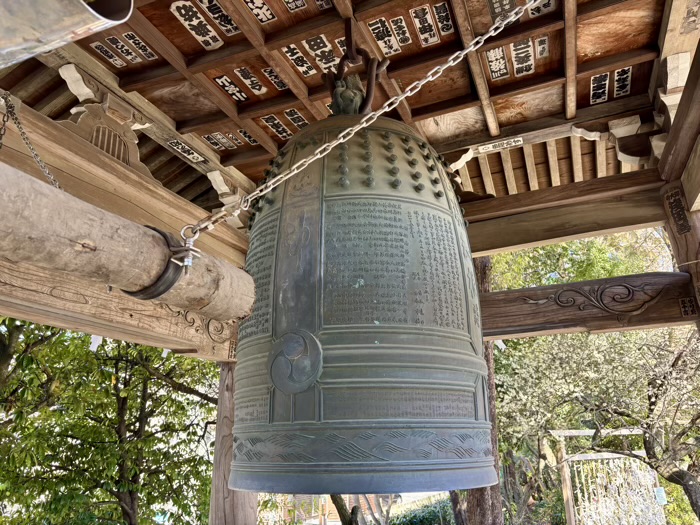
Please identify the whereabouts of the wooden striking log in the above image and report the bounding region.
[480,272,699,340]
[0,161,254,321]
[209,363,257,524]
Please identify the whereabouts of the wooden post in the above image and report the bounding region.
[556,439,577,525]
[209,363,257,524]
[0,161,254,321]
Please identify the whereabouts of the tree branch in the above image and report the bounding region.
[133,358,217,406]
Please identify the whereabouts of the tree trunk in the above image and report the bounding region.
[450,490,468,525]
[330,494,360,525]
[451,257,503,525]
[682,479,700,519]
[209,363,257,524]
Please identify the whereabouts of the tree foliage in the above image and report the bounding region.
[490,229,700,523]
[0,321,219,524]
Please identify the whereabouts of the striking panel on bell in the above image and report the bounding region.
[231,116,495,494]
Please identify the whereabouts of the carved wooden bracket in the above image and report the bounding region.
[58,64,156,182]
[481,272,699,339]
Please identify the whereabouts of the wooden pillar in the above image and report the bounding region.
[209,363,257,524]
[555,439,577,525]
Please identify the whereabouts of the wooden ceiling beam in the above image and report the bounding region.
[490,74,565,100]
[577,0,640,22]
[177,111,229,135]
[221,147,274,167]
[265,13,344,50]
[120,64,184,93]
[479,15,564,53]
[238,93,302,120]
[186,42,259,74]
[576,47,659,79]
[451,0,499,137]
[436,93,652,154]
[469,187,666,256]
[32,84,76,119]
[412,95,481,121]
[564,0,577,119]
[126,9,279,156]
[219,0,328,121]
[660,40,700,181]
[179,175,214,201]
[388,42,463,79]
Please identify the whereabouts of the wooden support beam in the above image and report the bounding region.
[479,14,564,53]
[1,161,254,321]
[463,168,663,222]
[177,112,229,135]
[209,363,258,523]
[546,140,561,186]
[0,96,248,265]
[660,40,700,181]
[0,259,236,361]
[412,95,481,122]
[577,0,638,22]
[480,272,698,339]
[451,0,500,136]
[469,188,666,256]
[564,0,577,119]
[436,94,652,154]
[500,150,517,194]
[576,47,659,80]
[119,64,183,92]
[522,144,539,191]
[570,135,583,182]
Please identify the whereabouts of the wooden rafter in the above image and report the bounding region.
[219,0,328,121]
[451,0,499,137]
[564,0,577,119]
[126,9,278,155]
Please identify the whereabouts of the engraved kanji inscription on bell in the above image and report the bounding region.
[231,116,496,494]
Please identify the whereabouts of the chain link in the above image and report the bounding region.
[185,0,542,240]
[0,91,61,190]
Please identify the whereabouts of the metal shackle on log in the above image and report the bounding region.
[230,116,495,494]
[0,161,254,321]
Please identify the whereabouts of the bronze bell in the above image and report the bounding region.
[231,116,495,494]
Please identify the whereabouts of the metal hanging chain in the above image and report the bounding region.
[0,91,61,190]
[182,0,542,245]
